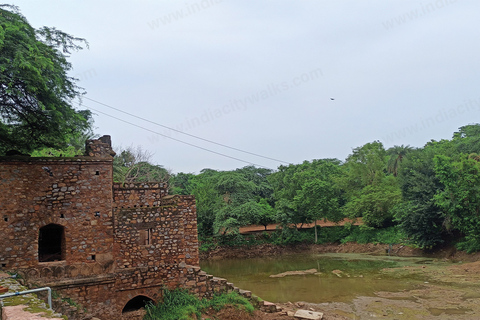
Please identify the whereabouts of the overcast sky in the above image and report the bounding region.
[9,0,480,173]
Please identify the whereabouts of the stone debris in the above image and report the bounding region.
[261,300,278,313]
[331,269,343,277]
[294,309,324,319]
[270,269,318,278]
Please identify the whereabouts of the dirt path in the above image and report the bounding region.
[239,219,362,234]
[201,243,480,319]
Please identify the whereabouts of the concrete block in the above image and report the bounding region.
[294,309,323,320]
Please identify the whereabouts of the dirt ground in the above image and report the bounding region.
[201,243,480,320]
[200,242,431,261]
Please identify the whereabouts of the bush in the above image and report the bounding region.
[208,291,254,313]
[144,288,254,320]
[456,237,480,254]
[269,227,312,245]
[144,288,201,320]
[315,226,351,243]
[341,226,404,245]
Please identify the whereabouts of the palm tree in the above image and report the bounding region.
[387,145,414,177]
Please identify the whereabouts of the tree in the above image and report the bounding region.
[343,175,401,228]
[394,144,449,248]
[338,141,402,228]
[270,159,344,230]
[188,169,221,237]
[340,141,387,192]
[434,154,480,252]
[387,145,414,177]
[255,198,276,230]
[0,5,92,154]
[171,172,196,195]
[113,146,170,186]
[451,124,480,154]
[235,166,273,200]
[294,178,342,241]
[213,171,258,235]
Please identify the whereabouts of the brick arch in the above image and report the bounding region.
[121,295,155,313]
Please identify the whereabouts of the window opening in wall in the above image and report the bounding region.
[38,224,66,262]
[95,171,100,175]
[139,228,153,245]
[60,214,65,218]
[122,295,154,313]
[3,216,7,222]
[1,263,6,268]
[90,254,96,261]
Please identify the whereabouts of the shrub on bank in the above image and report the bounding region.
[341,225,405,245]
[144,288,253,320]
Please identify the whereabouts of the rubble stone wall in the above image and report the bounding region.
[0,157,114,270]
[113,194,199,270]
[113,182,167,208]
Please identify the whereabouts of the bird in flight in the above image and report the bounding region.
[330,97,335,100]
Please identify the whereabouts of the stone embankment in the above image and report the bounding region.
[184,265,326,318]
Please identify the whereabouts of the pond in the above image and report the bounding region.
[200,253,448,304]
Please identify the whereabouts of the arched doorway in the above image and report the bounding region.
[122,295,154,313]
[38,224,65,262]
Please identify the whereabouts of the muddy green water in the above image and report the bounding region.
[200,253,442,303]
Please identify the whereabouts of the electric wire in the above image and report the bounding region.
[83,96,290,164]
[81,104,274,169]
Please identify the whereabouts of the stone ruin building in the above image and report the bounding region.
[0,136,213,319]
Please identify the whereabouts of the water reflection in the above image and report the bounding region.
[200,253,434,303]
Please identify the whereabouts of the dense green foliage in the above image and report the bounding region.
[171,166,275,236]
[434,154,480,252]
[172,124,480,252]
[0,5,92,154]
[113,146,171,185]
[270,159,344,229]
[143,288,254,320]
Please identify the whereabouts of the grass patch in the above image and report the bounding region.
[144,288,253,320]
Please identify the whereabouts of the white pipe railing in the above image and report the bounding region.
[0,287,52,309]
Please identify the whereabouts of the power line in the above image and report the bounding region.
[81,103,275,169]
[83,96,290,164]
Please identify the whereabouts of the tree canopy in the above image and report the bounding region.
[168,123,480,252]
[0,5,92,154]
[113,146,171,186]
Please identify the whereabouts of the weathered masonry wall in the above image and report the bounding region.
[0,157,114,270]
[113,193,199,269]
[113,182,167,207]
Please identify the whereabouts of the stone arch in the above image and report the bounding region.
[26,268,40,280]
[38,223,66,262]
[40,267,53,279]
[122,295,154,313]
